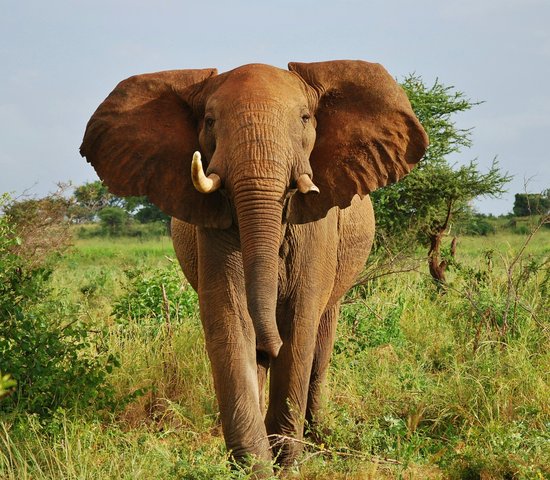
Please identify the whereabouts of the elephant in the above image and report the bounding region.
[80,60,428,473]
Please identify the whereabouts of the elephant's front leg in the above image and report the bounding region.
[265,222,337,466]
[306,301,341,436]
[265,304,322,465]
[196,228,272,468]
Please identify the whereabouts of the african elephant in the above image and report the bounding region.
[80,60,428,473]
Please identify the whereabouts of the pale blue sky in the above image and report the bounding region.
[1,0,549,214]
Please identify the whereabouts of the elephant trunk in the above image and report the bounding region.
[234,177,285,359]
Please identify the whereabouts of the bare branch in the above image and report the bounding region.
[265,434,402,466]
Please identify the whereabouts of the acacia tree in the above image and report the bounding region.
[71,180,120,221]
[372,75,511,284]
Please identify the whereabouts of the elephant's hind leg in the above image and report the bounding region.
[305,301,340,438]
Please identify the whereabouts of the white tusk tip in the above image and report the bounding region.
[296,174,320,195]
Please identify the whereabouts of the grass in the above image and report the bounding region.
[1,227,549,479]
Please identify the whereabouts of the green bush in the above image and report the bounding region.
[335,293,406,358]
[0,194,118,417]
[97,206,130,235]
[456,214,497,236]
[0,373,16,399]
[112,263,198,330]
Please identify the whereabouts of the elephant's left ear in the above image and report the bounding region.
[287,60,428,224]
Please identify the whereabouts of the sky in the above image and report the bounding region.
[1,0,549,215]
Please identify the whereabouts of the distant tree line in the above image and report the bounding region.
[512,191,550,216]
[71,181,170,236]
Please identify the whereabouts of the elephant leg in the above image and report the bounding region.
[305,301,341,438]
[196,228,272,470]
[264,305,321,466]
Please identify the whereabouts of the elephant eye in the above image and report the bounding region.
[205,117,215,129]
[301,113,311,124]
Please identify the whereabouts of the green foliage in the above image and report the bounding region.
[171,448,253,480]
[402,76,476,163]
[513,191,550,216]
[336,295,406,355]
[2,211,549,478]
[314,251,549,478]
[133,198,170,225]
[506,215,549,235]
[455,213,497,236]
[73,181,113,208]
[71,181,170,232]
[77,220,169,240]
[1,191,73,267]
[97,206,130,235]
[2,196,70,226]
[372,76,511,247]
[0,296,119,416]
[112,263,198,328]
[71,180,122,223]
[0,373,16,399]
[0,194,118,417]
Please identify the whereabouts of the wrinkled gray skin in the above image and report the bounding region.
[80,61,427,475]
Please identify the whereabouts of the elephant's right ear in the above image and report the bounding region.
[80,68,232,229]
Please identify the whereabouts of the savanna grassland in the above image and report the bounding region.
[1,224,549,480]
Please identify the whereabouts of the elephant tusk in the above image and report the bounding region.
[191,151,221,194]
[296,174,320,194]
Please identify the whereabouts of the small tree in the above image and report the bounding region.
[73,180,130,209]
[2,188,73,267]
[134,198,170,225]
[372,75,511,284]
[97,206,130,235]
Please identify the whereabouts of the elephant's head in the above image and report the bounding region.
[80,61,428,358]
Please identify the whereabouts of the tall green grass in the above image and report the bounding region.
[1,229,549,479]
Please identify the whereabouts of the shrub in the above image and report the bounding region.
[335,294,406,355]
[76,220,168,239]
[112,263,198,329]
[456,214,496,236]
[0,373,16,399]
[1,189,73,267]
[0,194,118,417]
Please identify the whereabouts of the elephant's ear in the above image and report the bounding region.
[80,68,232,229]
[287,60,428,224]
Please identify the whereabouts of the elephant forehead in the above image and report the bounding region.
[213,64,308,103]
